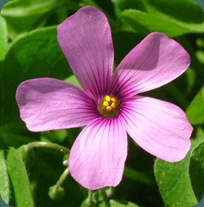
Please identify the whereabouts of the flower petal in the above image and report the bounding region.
[16,78,97,132]
[122,96,192,162]
[69,117,127,190]
[57,6,113,98]
[111,32,190,98]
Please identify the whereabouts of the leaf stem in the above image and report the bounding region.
[19,141,69,156]
[87,190,94,207]
[53,167,70,193]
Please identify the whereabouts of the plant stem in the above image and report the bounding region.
[53,167,70,193]
[87,190,94,207]
[20,141,69,155]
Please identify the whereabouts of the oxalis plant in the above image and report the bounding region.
[0,1,204,207]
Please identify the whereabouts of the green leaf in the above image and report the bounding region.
[190,139,204,201]
[0,150,10,204]
[0,26,70,125]
[195,127,204,138]
[154,151,197,206]
[99,200,139,207]
[0,16,8,61]
[7,148,35,207]
[186,86,204,125]
[1,0,79,37]
[121,0,204,37]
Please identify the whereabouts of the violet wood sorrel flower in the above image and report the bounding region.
[16,6,193,190]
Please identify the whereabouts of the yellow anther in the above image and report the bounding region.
[111,97,116,102]
[106,106,112,112]
[105,96,111,102]
[103,101,109,107]
[111,102,116,109]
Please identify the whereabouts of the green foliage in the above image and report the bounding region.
[0,16,7,61]
[1,0,79,38]
[0,150,10,204]
[7,148,35,207]
[155,138,204,207]
[154,151,197,207]
[117,0,204,37]
[190,140,204,201]
[187,86,204,125]
[0,0,204,206]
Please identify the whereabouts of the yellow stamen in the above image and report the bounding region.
[103,101,109,107]
[106,106,112,112]
[111,102,116,109]
[105,95,111,102]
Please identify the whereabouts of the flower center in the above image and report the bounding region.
[98,95,121,118]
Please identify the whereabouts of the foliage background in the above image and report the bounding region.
[0,0,204,206]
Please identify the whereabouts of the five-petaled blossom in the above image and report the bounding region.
[16,6,193,190]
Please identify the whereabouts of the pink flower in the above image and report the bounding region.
[16,6,192,190]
